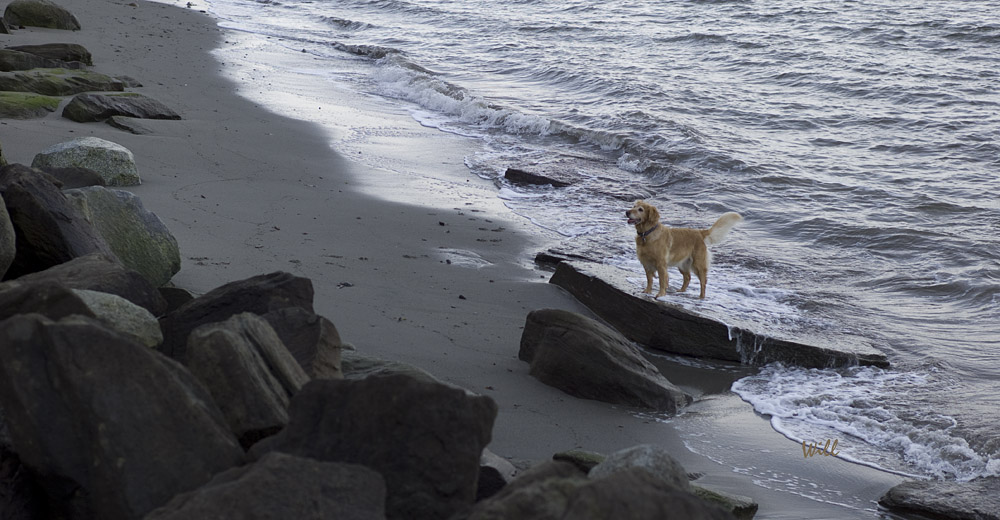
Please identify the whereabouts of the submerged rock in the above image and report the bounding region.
[504,167,572,188]
[519,308,690,413]
[2,0,80,30]
[550,261,889,369]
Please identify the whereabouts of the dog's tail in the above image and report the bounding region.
[703,212,743,245]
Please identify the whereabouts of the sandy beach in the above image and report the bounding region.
[1,0,907,517]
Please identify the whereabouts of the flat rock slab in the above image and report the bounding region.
[0,68,122,96]
[879,477,1000,520]
[550,261,889,369]
[0,91,60,118]
[6,43,92,65]
[63,92,181,123]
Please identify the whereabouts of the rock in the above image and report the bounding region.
[565,468,735,520]
[32,137,141,187]
[145,452,387,520]
[6,43,92,65]
[341,349,440,384]
[0,444,44,520]
[879,477,1000,520]
[504,167,572,188]
[0,48,63,71]
[9,252,167,315]
[2,0,80,30]
[251,374,498,520]
[519,309,690,413]
[0,193,13,279]
[0,16,10,34]
[36,165,106,188]
[0,314,245,520]
[466,460,588,520]
[0,139,5,166]
[478,449,518,501]
[550,261,890,369]
[262,306,343,379]
[64,186,180,286]
[692,486,759,520]
[62,92,181,123]
[0,68,122,96]
[589,444,692,492]
[183,313,310,449]
[0,91,60,119]
[107,114,153,134]
[553,450,606,474]
[0,163,117,280]
[0,281,162,347]
[158,271,315,360]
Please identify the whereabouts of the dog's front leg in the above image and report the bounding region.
[642,267,655,294]
[656,264,669,298]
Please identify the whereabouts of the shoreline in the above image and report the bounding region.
[1,0,906,517]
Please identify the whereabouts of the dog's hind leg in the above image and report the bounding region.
[679,267,692,293]
[695,264,708,299]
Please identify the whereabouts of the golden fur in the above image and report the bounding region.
[626,200,742,299]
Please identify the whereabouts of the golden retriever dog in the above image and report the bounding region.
[626,200,742,299]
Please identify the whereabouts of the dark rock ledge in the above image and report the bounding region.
[879,477,1000,520]
[549,261,889,369]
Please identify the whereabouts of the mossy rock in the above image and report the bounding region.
[6,43,93,66]
[0,91,61,119]
[692,485,759,520]
[3,0,81,30]
[0,68,123,96]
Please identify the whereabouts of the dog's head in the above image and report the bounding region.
[626,200,659,227]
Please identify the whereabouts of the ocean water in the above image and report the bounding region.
[200,0,999,487]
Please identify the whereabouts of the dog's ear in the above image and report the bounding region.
[646,203,660,223]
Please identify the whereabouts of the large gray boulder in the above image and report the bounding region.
[2,0,80,30]
[10,252,167,316]
[262,306,344,379]
[62,92,181,123]
[549,261,890,369]
[588,444,692,492]
[158,271,315,361]
[0,314,245,520]
[0,68,122,96]
[0,163,117,280]
[519,308,690,413]
[0,281,161,347]
[0,193,13,279]
[32,137,141,186]
[183,313,310,448]
[251,374,498,520]
[146,452,387,520]
[65,186,180,286]
[879,477,1000,520]
[6,43,92,65]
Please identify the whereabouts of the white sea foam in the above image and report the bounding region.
[732,364,1000,481]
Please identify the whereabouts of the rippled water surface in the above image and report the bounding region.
[205,0,999,481]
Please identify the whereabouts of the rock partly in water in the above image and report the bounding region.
[0,163,117,280]
[158,271,315,360]
[519,308,690,413]
[550,261,890,369]
[32,137,141,187]
[62,92,181,122]
[36,165,107,189]
[504,167,572,188]
[6,43,92,65]
[0,281,162,347]
[0,314,245,520]
[65,186,180,286]
[251,374,498,520]
[2,0,80,30]
[0,68,122,96]
[0,91,60,118]
[692,486,759,520]
[0,193,13,279]
[10,252,167,316]
[879,477,1000,520]
[262,307,344,379]
[183,313,310,449]
[145,452,387,520]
